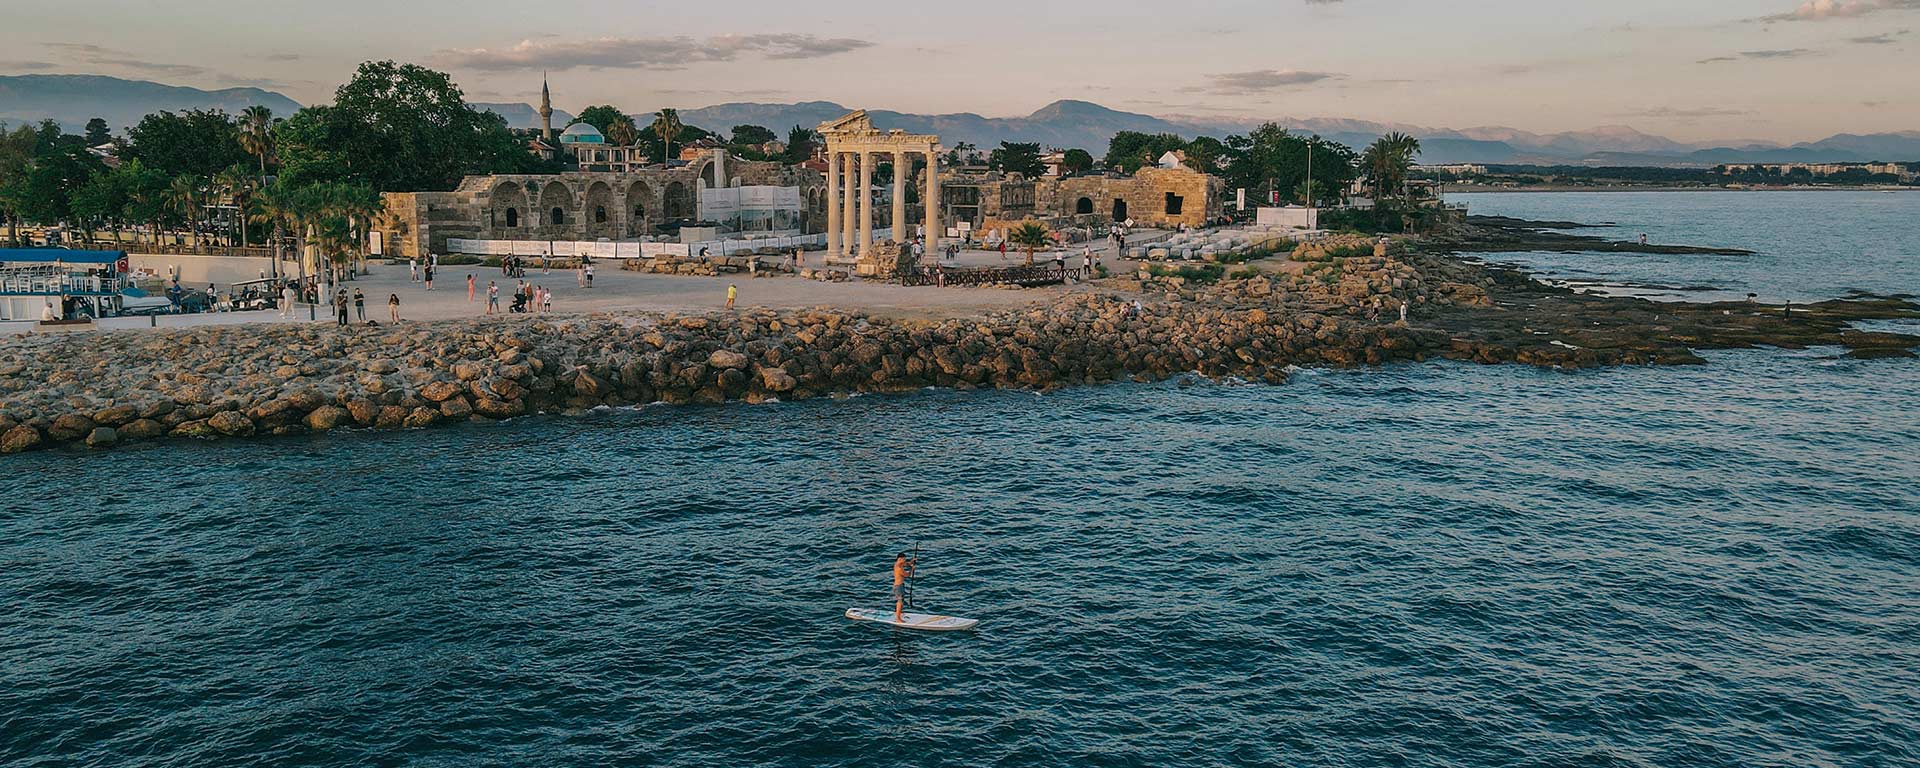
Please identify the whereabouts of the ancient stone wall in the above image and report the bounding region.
[950,167,1225,235]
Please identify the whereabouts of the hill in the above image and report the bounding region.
[0,74,301,135]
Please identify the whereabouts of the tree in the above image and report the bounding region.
[165,174,206,249]
[729,124,778,147]
[784,126,818,164]
[1362,132,1421,199]
[650,109,685,162]
[988,142,1046,178]
[1104,131,1187,173]
[1061,148,1094,175]
[1219,124,1357,208]
[605,117,639,150]
[117,160,169,247]
[1183,136,1226,173]
[275,60,540,192]
[249,181,300,279]
[574,105,631,134]
[1008,221,1051,266]
[216,166,255,248]
[84,118,112,146]
[125,109,248,179]
[0,122,42,245]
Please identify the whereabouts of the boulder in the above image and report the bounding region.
[375,405,410,429]
[208,411,256,437]
[170,420,218,439]
[49,413,97,442]
[85,427,119,448]
[119,419,167,441]
[420,380,463,402]
[708,349,750,370]
[403,407,439,429]
[306,405,352,432]
[92,405,138,427]
[759,367,797,393]
[472,397,522,419]
[1,424,43,453]
[439,396,473,420]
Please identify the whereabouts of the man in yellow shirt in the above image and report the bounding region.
[726,283,737,311]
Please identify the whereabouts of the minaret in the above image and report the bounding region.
[538,74,554,143]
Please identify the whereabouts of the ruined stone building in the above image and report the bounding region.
[375,152,829,260]
[940,166,1224,234]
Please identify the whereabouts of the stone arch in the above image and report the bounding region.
[625,179,656,236]
[1112,198,1129,222]
[1075,196,1094,215]
[538,181,574,234]
[490,181,529,234]
[584,181,618,238]
[663,181,695,221]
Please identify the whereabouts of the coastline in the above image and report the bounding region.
[1446,184,1917,194]
[3,242,1915,455]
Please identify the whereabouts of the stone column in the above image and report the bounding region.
[826,150,841,257]
[891,150,908,247]
[840,153,858,258]
[858,151,874,257]
[923,148,940,256]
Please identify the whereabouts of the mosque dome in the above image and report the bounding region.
[559,122,606,144]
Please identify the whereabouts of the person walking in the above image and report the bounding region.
[279,284,295,318]
[334,289,349,327]
[487,281,499,315]
[388,293,401,323]
[353,288,365,322]
[576,263,586,288]
[468,274,476,302]
[726,283,737,311]
[1082,247,1094,279]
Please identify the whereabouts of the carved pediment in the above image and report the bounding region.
[818,110,875,135]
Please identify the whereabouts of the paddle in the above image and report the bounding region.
[906,542,920,610]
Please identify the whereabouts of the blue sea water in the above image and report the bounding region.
[4,194,1919,767]
[1452,190,1920,303]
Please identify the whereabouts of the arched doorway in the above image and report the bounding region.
[504,208,519,228]
[1075,197,1094,215]
[1111,198,1129,222]
[663,181,694,221]
[538,181,574,236]
[625,180,655,236]
[490,181,529,234]
[584,181,617,238]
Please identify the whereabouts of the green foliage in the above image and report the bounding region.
[275,60,543,192]
[988,142,1046,178]
[125,109,248,179]
[1145,262,1226,284]
[1104,131,1188,173]
[729,124,778,147]
[1219,124,1357,208]
[84,118,111,146]
[1362,132,1421,198]
[1062,148,1094,175]
[1007,220,1052,265]
[574,105,630,134]
[784,126,818,163]
[1183,136,1226,172]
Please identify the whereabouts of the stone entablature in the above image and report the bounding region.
[376,154,826,260]
[818,110,940,275]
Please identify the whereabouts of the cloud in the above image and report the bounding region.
[1699,48,1819,62]
[432,34,873,71]
[264,53,301,62]
[1758,0,1920,22]
[1850,29,1910,42]
[1208,69,1341,93]
[45,43,208,77]
[0,60,57,72]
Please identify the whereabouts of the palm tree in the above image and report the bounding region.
[249,184,297,281]
[1363,132,1421,199]
[238,105,275,273]
[1008,221,1052,266]
[165,175,205,250]
[651,109,684,162]
[215,168,253,251]
[606,117,638,149]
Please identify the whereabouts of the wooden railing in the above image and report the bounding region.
[900,264,1081,288]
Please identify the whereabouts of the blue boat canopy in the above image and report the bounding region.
[0,248,126,265]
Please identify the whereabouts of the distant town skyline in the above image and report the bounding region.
[0,0,1914,143]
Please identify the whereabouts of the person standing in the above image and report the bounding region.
[585,263,594,288]
[334,289,349,327]
[1082,247,1094,278]
[279,284,295,319]
[388,293,400,323]
[409,257,419,283]
[576,263,586,288]
[468,274,476,303]
[353,288,365,322]
[423,264,435,291]
[487,281,500,315]
[1399,300,1409,324]
[725,283,737,311]
[542,287,553,313]
[892,551,917,622]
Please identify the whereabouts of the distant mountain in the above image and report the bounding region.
[472,102,575,131]
[0,74,301,135]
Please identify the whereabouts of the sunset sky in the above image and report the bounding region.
[1,0,1914,143]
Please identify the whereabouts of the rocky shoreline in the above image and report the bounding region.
[2,247,1915,454]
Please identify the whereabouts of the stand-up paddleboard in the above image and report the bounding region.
[846,608,979,632]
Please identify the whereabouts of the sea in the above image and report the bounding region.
[4,191,1917,767]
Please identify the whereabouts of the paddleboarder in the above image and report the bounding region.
[893,551,917,622]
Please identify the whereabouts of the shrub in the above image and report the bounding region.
[1146,263,1226,284]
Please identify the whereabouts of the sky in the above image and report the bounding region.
[0,0,1914,144]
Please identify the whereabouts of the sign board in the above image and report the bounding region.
[1268,190,1280,205]
[369,231,383,256]
[1236,188,1247,210]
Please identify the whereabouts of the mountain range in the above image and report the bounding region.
[3,74,1915,166]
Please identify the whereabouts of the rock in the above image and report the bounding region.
[708,349,749,370]
[287,390,327,412]
[119,419,167,441]
[92,405,138,427]
[170,420,217,439]
[346,399,379,426]
[439,396,473,419]
[759,367,797,392]
[403,407,438,429]
[375,405,410,429]
[306,405,352,431]
[572,371,609,399]
[1,424,43,453]
[472,398,522,419]
[85,427,119,448]
[420,380,462,402]
[208,411,256,437]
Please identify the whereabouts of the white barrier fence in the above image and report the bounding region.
[446,233,856,260]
